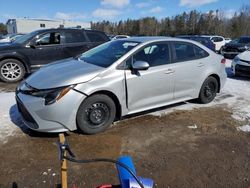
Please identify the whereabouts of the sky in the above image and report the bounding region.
[0,0,249,23]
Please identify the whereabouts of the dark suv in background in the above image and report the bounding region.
[0,28,109,82]
[221,36,250,59]
[177,35,216,52]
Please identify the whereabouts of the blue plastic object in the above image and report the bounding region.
[116,156,154,188]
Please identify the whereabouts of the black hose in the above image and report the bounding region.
[63,156,145,188]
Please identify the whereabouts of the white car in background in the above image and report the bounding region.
[112,35,130,40]
[0,34,24,43]
[225,38,232,43]
[208,35,227,52]
[232,50,250,76]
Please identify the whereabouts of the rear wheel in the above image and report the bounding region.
[198,77,218,104]
[0,59,25,83]
[76,94,116,134]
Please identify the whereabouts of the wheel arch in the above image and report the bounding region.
[0,56,30,73]
[207,74,221,93]
[88,90,122,120]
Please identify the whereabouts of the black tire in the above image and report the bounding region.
[234,71,240,77]
[0,59,25,83]
[198,77,218,104]
[219,47,223,54]
[76,94,116,134]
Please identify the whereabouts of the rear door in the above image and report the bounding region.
[125,42,175,113]
[170,41,209,100]
[61,30,89,57]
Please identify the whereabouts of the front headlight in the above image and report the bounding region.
[29,85,75,105]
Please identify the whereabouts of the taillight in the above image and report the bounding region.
[221,58,226,64]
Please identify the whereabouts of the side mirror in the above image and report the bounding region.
[132,61,149,71]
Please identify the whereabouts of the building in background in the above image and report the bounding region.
[6,18,90,34]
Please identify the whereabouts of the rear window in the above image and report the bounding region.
[172,42,209,62]
[86,31,108,42]
[63,30,86,43]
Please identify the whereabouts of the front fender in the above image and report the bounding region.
[75,71,128,116]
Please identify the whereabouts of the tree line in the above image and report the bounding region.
[92,5,250,38]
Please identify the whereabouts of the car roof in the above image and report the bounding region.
[123,36,204,44]
[34,28,105,34]
[240,36,250,38]
[122,36,172,43]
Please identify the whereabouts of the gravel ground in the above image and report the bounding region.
[0,60,249,188]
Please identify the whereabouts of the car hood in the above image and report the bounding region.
[0,42,22,50]
[225,42,248,48]
[25,58,105,89]
[238,51,250,62]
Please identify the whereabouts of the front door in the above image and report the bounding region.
[28,32,66,69]
[125,42,174,113]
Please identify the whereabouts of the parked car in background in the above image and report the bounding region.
[16,37,226,134]
[231,50,250,77]
[0,34,25,43]
[221,36,250,59]
[177,35,216,51]
[112,35,130,40]
[0,28,109,82]
[225,38,232,43]
[208,35,227,52]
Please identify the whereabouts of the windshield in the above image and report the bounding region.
[80,40,140,68]
[14,31,39,44]
[229,38,239,44]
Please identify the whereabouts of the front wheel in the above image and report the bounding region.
[76,94,116,134]
[198,77,218,104]
[0,59,25,83]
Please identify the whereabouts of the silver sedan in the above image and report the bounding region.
[16,37,227,134]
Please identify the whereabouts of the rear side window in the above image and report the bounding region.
[194,45,209,59]
[211,37,223,42]
[86,31,108,42]
[63,30,86,43]
[172,42,209,62]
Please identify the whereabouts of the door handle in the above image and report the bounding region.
[197,62,205,67]
[165,69,175,74]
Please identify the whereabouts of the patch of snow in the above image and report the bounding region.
[237,125,250,133]
[188,124,198,129]
[0,92,20,143]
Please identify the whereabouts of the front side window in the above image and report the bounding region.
[36,32,61,45]
[80,40,140,68]
[172,42,208,62]
[131,43,170,67]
